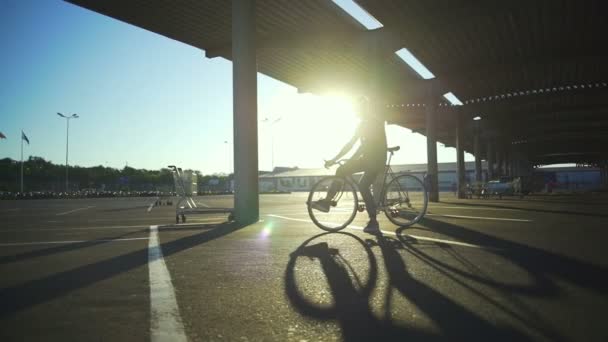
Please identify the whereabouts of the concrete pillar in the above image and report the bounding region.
[503,148,510,177]
[495,147,503,177]
[487,140,495,180]
[426,83,439,202]
[232,0,259,225]
[473,127,482,182]
[501,149,508,176]
[455,111,466,199]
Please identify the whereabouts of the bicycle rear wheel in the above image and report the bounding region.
[307,176,358,232]
[384,174,428,227]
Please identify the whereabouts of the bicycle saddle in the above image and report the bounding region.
[387,146,400,152]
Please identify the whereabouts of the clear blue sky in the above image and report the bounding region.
[0,0,471,174]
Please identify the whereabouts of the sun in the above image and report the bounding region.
[262,91,361,169]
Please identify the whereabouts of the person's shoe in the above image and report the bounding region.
[363,219,381,235]
[310,199,330,213]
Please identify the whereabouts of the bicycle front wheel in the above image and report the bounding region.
[384,174,428,227]
[307,176,358,232]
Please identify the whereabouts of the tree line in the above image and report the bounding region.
[0,156,232,193]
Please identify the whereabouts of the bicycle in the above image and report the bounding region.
[306,146,428,232]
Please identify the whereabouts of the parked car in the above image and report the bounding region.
[485,176,529,198]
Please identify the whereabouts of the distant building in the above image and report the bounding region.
[532,166,602,192]
[259,161,488,192]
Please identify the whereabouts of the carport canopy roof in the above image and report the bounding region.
[67,0,608,165]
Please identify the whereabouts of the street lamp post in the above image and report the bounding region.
[262,116,281,171]
[57,113,79,192]
[224,140,232,173]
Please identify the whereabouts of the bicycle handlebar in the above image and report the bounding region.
[324,159,348,169]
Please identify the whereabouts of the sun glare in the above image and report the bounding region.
[261,92,359,169]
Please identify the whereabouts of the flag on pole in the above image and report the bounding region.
[0,132,6,139]
[21,131,29,144]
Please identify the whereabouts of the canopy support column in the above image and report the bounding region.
[456,110,466,199]
[487,141,495,180]
[473,124,482,182]
[426,82,439,202]
[232,0,259,225]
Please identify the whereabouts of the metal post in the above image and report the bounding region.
[456,110,466,199]
[487,141,495,180]
[20,134,24,193]
[57,113,78,192]
[271,127,274,171]
[426,82,439,202]
[224,141,230,173]
[232,0,259,225]
[262,117,281,171]
[495,146,503,177]
[65,118,70,192]
[505,149,511,177]
[474,127,482,182]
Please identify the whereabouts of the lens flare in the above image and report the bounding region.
[260,223,273,238]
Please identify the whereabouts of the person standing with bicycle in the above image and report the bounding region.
[310,96,387,234]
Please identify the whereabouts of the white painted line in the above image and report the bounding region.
[148,225,188,342]
[184,198,197,209]
[267,214,309,223]
[430,206,518,211]
[0,237,149,247]
[426,213,532,222]
[196,201,210,208]
[266,214,497,250]
[56,206,95,216]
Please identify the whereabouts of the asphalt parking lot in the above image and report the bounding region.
[1,193,607,341]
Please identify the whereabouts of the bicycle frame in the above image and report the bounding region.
[335,149,423,212]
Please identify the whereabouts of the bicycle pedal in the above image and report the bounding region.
[330,201,337,207]
[358,205,366,212]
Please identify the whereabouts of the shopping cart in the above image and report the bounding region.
[168,165,234,223]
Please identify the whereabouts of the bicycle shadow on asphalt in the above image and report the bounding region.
[0,220,245,318]
[404,217,608,295]
[437,200,608,219]
[370,235,562,341]
[392,216,608,341]
[285,231,530,341]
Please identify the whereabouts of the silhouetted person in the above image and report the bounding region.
[311,96,387,234]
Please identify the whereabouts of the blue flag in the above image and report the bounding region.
[21,131,29,145]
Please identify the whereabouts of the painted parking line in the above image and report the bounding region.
[56,206,96,216]
[148,225,187,342]
[195,201,210,208]
[0,237,148,247]
[429,206,519,211]
[426,213,532,222]
[268,209,532,223]
[267,214,498,250]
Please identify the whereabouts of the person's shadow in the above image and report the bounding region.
[285,232,444,341]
